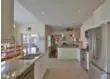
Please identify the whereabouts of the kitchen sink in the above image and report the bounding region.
[19,53,40,60]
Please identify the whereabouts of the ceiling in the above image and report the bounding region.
[16,0,105,29]
[14,0,42,24]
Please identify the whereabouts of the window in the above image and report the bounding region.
[21,33,39,55]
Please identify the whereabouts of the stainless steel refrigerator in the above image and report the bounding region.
[88,22,110,79]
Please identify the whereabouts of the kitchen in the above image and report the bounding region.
[48,27,81,60]
[1,0,110,79]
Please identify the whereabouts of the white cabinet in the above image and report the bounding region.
[19,64,34,79]
[23,68,34,79]
[40,53,48,78]
[76,48,80,62]
[57,48,77,60]
[34,59,41,79]
[34,53,48,79]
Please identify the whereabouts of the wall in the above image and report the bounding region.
[45,25,52,51]
[14,24,20,42]
[1,0,14,42]
[52,28,80,39]
[73,28,80,39]
[81,0,110,40]
[14,0,46,52]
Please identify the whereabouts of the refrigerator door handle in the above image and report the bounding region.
[92,32,96,60]
[91,64,105,74]
[94,33,97,60]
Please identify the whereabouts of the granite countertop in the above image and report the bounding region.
[1,53,46,79]
[80,48,89,52]
[57,45,78,48]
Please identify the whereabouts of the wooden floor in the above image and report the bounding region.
[43,59,88,79]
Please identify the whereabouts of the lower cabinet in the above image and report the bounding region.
[18,64,34,79]
[16,53,48,79]
[34,59,41,79]
[34,53,48,79]
[23,68,34,79]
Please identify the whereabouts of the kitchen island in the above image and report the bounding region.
[57,46,80,60]
[1,52,48,79]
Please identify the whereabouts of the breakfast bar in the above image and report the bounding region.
[57,46,80,60]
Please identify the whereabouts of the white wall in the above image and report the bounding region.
[45,25,52,51]
[14,0,46,52]
[52,28,80,39]
[18,24,45,36]
[1,0,14,42]
[81,0,110,40]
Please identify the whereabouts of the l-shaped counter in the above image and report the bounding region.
[1,52,49,79]
[1,47,81,79]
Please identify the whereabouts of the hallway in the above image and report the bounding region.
[43,59,88,79]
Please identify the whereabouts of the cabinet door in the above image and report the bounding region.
[19,67,34,79]
[23,69,34,79]
[34,59,41,79]
[41,53,49,73]
[40,54,47,78]
[38,54,48,79]
[34,53,49,79]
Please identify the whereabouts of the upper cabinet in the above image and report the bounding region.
[1,0,14,42]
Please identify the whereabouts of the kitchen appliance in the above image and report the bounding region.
[87,22,110,79]
[80,49,89,71]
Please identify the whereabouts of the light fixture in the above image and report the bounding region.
[72,34,74,37]
[27,27,31,31]
[62,34,64,37]
[78,10,80,12]
[29,25,32,27]
[27,25,32,31]
[13,24,16,28]
[42,12,44,15]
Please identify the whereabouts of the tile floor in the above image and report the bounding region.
[43,59,88,79]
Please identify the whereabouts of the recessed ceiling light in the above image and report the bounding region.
[13,24,16,28]
[29,25,32,27]
[42,12,44,15]
[73,21,76,23]
[78,10,80,12]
